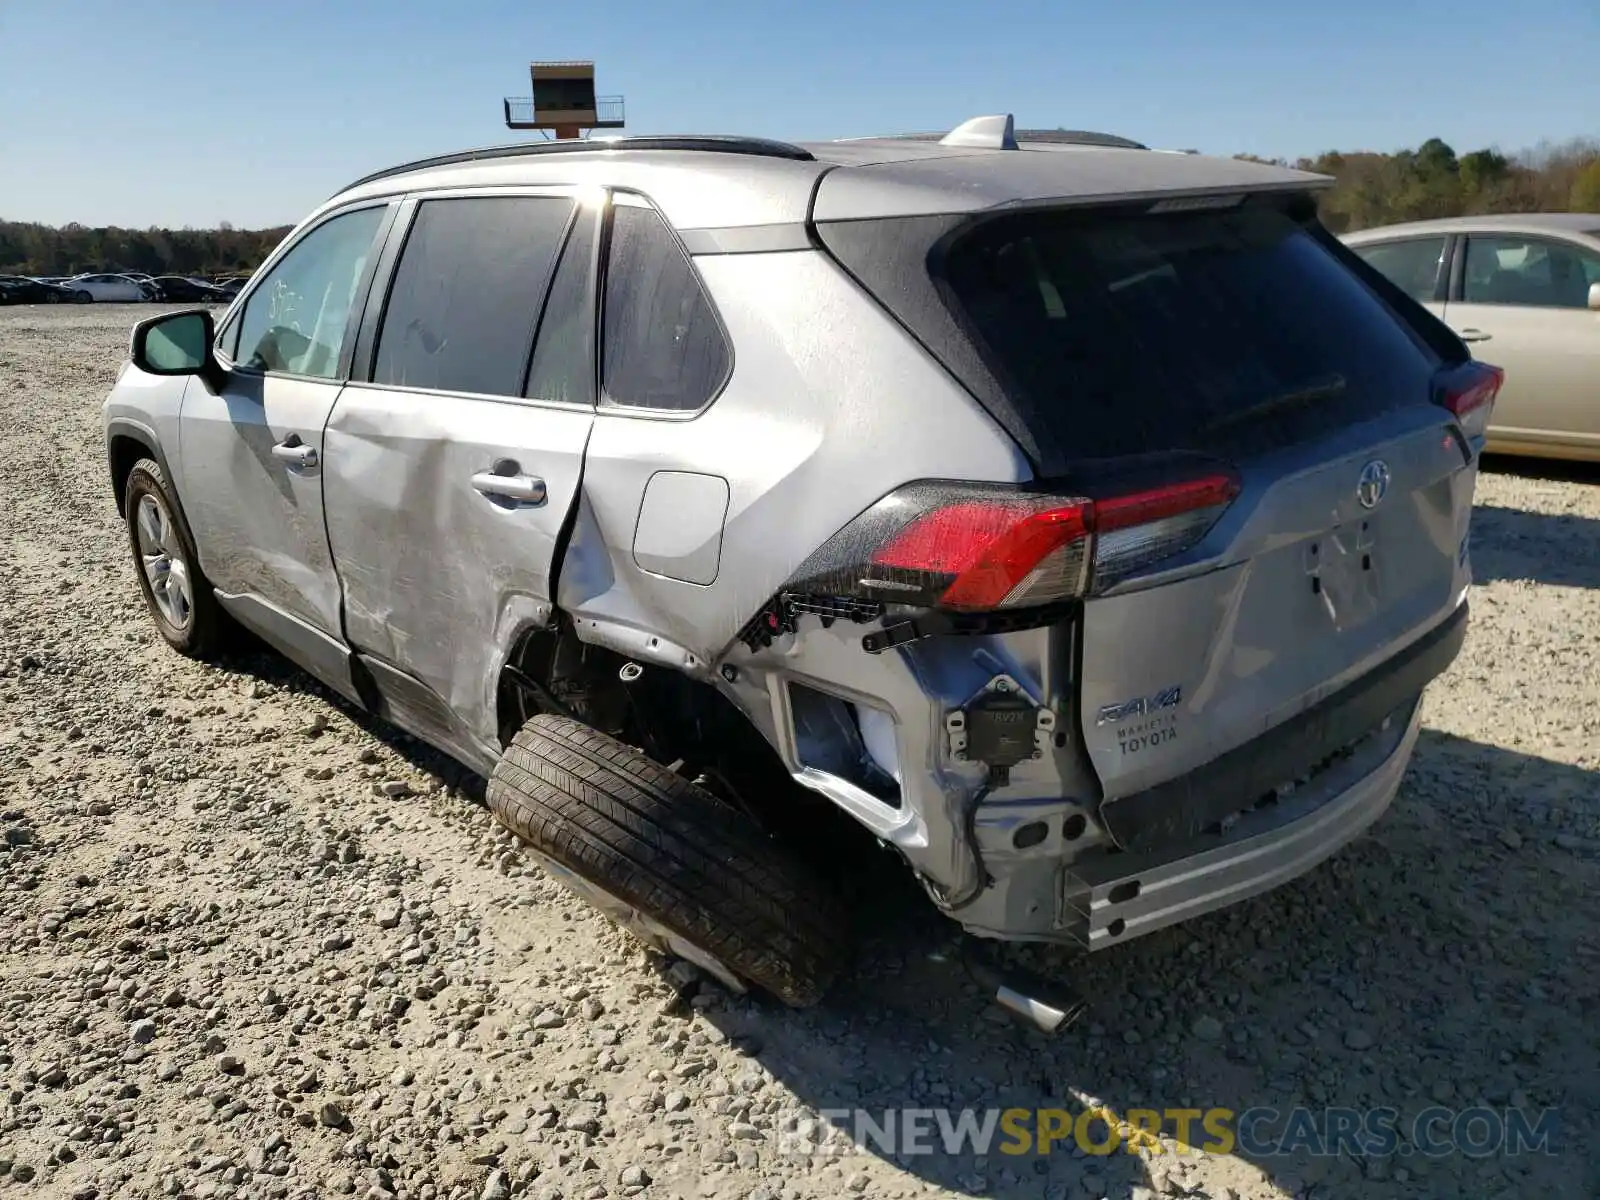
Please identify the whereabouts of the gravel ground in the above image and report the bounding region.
[1,304,1597,1200]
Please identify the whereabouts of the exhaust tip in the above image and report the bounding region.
[994,984,1086,1034]
[958,942,1087,1035]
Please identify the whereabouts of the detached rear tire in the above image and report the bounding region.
[489,714,848,1007]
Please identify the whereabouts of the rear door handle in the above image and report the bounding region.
[1457,327,1492,343]
[271,437,318,469]
[471,470,547,506]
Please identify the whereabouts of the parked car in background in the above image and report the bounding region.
[148,276,232,303]
[212,276,249,297]
[1345,214,1600,462]
[66,273,153,302]
[0,275,82,303]
[103,118,1489,1014]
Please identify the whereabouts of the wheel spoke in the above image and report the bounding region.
[166,559,193,622]
[141,552,166,588]
[136,499,162,551]
[155,503,177,555]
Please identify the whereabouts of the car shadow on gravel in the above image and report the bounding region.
[1472,454,1600,589]
[699,730,1599,1200]
[1470,504,1600,589]
[217,643,487,801]
[1479,454,1600,488]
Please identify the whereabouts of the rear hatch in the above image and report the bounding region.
[816,191,1484,840]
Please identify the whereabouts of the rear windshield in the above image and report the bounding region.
[941,206,1440,460]
[818,202,1447,468]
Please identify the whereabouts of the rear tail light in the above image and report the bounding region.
[1435,360,1503,440]
[786,471,1240,614]
[1089,475,1241,592]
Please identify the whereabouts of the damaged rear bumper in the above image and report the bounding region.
[1059,696,1420,948]
[951,599,1466,945]
[957,695,1422,945]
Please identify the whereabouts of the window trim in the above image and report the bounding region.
[1445,233,1466,302]
[348,184,600,410]
[1453,232,1600,309]
[216,198,397,383]
[595,189,736,421]
[524,199,602,408]
[1349,235,1450,304]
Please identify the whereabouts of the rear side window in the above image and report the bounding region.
[374,196,575,397]
[1352,237,1447,302]
[939,206,1441,460]
[601,204,731,412]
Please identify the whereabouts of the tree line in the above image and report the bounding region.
[0,221,291,278]
[4,136,1598,276]
[1236,136,1600,232]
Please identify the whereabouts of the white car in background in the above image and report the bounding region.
[1345,214,1600,462]
[68,274,153,302]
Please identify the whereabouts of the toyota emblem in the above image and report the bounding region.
[1357,459,1390,510]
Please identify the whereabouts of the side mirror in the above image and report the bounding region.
[130,308,225,391]
[1589,281,1600,311]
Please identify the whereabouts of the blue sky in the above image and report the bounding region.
[2,0,1595,229]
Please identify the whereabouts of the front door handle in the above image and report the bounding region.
[1457,327,1492,343]
[271,437,318,469]
[471,469,547,506]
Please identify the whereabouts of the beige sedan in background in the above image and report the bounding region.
[1344,213,1600,461]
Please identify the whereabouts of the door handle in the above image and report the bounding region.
[471,470,547,506]
[271,437,318,469]
[1457,327,1492,343]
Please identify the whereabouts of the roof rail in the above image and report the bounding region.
[1015,129,1149,150]
[876,122,1149,152]
[336,135,816,197]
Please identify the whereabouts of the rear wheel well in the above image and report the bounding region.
[109,434,155,516]
[493,620,884,880]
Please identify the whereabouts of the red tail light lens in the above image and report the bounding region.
[1437,361,1503,440]
[855,473,1238,612]
[871,499,1093,610]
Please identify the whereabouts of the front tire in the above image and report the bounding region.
[123,458,229,658]
[488,714,849,1006]
[75,290,92,303]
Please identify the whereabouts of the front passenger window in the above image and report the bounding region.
[235,206,385,378]
[1464,235,1600,308]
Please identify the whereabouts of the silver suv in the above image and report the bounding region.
[104,115,1496,1017]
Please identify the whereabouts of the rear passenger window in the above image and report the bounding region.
[601,204,731,412]
[374,196,574,397]
[1352,237,1447,302]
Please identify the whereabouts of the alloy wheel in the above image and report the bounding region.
[135,493,194,632]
